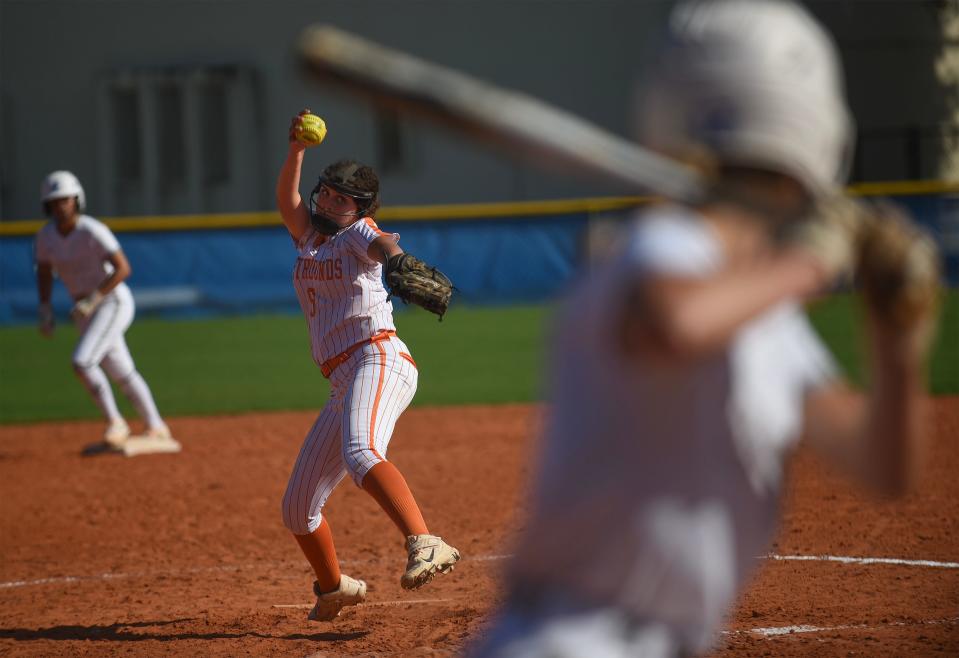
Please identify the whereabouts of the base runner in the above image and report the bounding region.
[34,170,180,457]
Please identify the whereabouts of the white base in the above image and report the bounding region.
[122,436,182,457]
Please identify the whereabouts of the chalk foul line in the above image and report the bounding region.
[0,563,262,590]
[2,552,957,590]
[726,616,959,638]
[765,554,959,569]
[272,598,455,610]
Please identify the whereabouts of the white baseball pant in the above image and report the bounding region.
[282,334,418,535]
[72,286,163,428]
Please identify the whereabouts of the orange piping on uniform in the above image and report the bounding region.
[399,352,417,369]
[364,218,386,235]
[368,340,387,461]
[320,330,395,378]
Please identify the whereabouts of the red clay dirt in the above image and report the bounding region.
[0,399,956,657]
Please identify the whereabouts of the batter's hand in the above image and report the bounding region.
[786,193,866,283]
[70,291,104,321]
[38,303,55,338]
[856,202,940,350]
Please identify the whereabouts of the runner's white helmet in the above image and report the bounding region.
[41,170,86,211]
[637,0,854,195]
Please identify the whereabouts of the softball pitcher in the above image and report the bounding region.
[470,1,938,656]
[34,170,179,456]
[276,111,459,622]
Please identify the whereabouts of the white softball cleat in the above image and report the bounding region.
[142,424,173,439]
[122,424,182,457]
[103,418,131,449]
[308,574,367,622]
[401,534,461,590]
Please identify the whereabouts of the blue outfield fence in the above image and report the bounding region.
[0,189,957,325]
[0,213,587,324]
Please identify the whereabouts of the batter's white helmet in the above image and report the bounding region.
[637,0,854,195]
[41,170,86,212]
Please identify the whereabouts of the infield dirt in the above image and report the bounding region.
[1,400,956,656]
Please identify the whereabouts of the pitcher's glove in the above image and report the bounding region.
[855,201,940,333]
[385,253,454,319]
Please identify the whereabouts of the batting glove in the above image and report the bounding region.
[70,291,104,321]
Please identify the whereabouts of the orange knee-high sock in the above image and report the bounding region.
[362,461,430,538]
[293,518,341,593]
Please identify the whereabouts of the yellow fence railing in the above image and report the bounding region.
[1,179,956,238]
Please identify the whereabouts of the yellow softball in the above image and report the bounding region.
[295,113,327,146]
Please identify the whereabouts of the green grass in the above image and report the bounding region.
[1,292,955,424]
[807,288,958,395]
[0,305,550,424]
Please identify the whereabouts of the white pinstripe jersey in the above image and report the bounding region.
[292,218,396,366]
[34,215,130,301]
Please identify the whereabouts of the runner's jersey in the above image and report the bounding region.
[34,215,129,300]
[292,218,396,366]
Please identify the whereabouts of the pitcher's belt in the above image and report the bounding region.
[320,330,396,378]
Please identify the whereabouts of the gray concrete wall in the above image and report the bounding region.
[0,0,945,220]
[808,1,947,181]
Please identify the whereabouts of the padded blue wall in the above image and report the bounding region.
[1,194,955,325]
[0,214,586,323]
